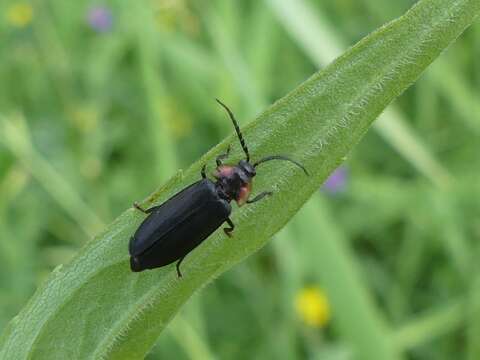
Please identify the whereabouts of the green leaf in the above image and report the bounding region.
[1,0,478,358]
[267,0,453,188]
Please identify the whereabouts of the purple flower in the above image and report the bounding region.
[87,6,113,33]
[322,166,348,193]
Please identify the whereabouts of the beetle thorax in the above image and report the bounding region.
[214,160,255,206]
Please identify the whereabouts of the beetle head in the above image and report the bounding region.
[234,160,255,206]
[214,162,255,206]
[238,160,256,179]
[215,99,309,205]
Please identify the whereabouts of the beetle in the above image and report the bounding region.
[129,99,308,277]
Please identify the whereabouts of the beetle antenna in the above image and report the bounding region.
[253,155,309,175]
[215,98,250,162]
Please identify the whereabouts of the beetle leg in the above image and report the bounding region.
[246,191,273,204]
[201,164,207,179]
[216,145,231,167]
[133,202,158,214]
[224,218,235,237]
[133,202,148,214]
[176,257,185,278]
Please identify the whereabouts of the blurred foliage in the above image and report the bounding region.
[0,0,479,359]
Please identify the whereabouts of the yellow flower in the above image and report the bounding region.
[80,157,102,180]
[6,3,34,28]
[167,115,192,139]
[295,286,331,328]
[71,106,99,133]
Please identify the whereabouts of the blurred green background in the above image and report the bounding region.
[0,0,479,359]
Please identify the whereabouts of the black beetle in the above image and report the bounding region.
[129,99,308,277]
